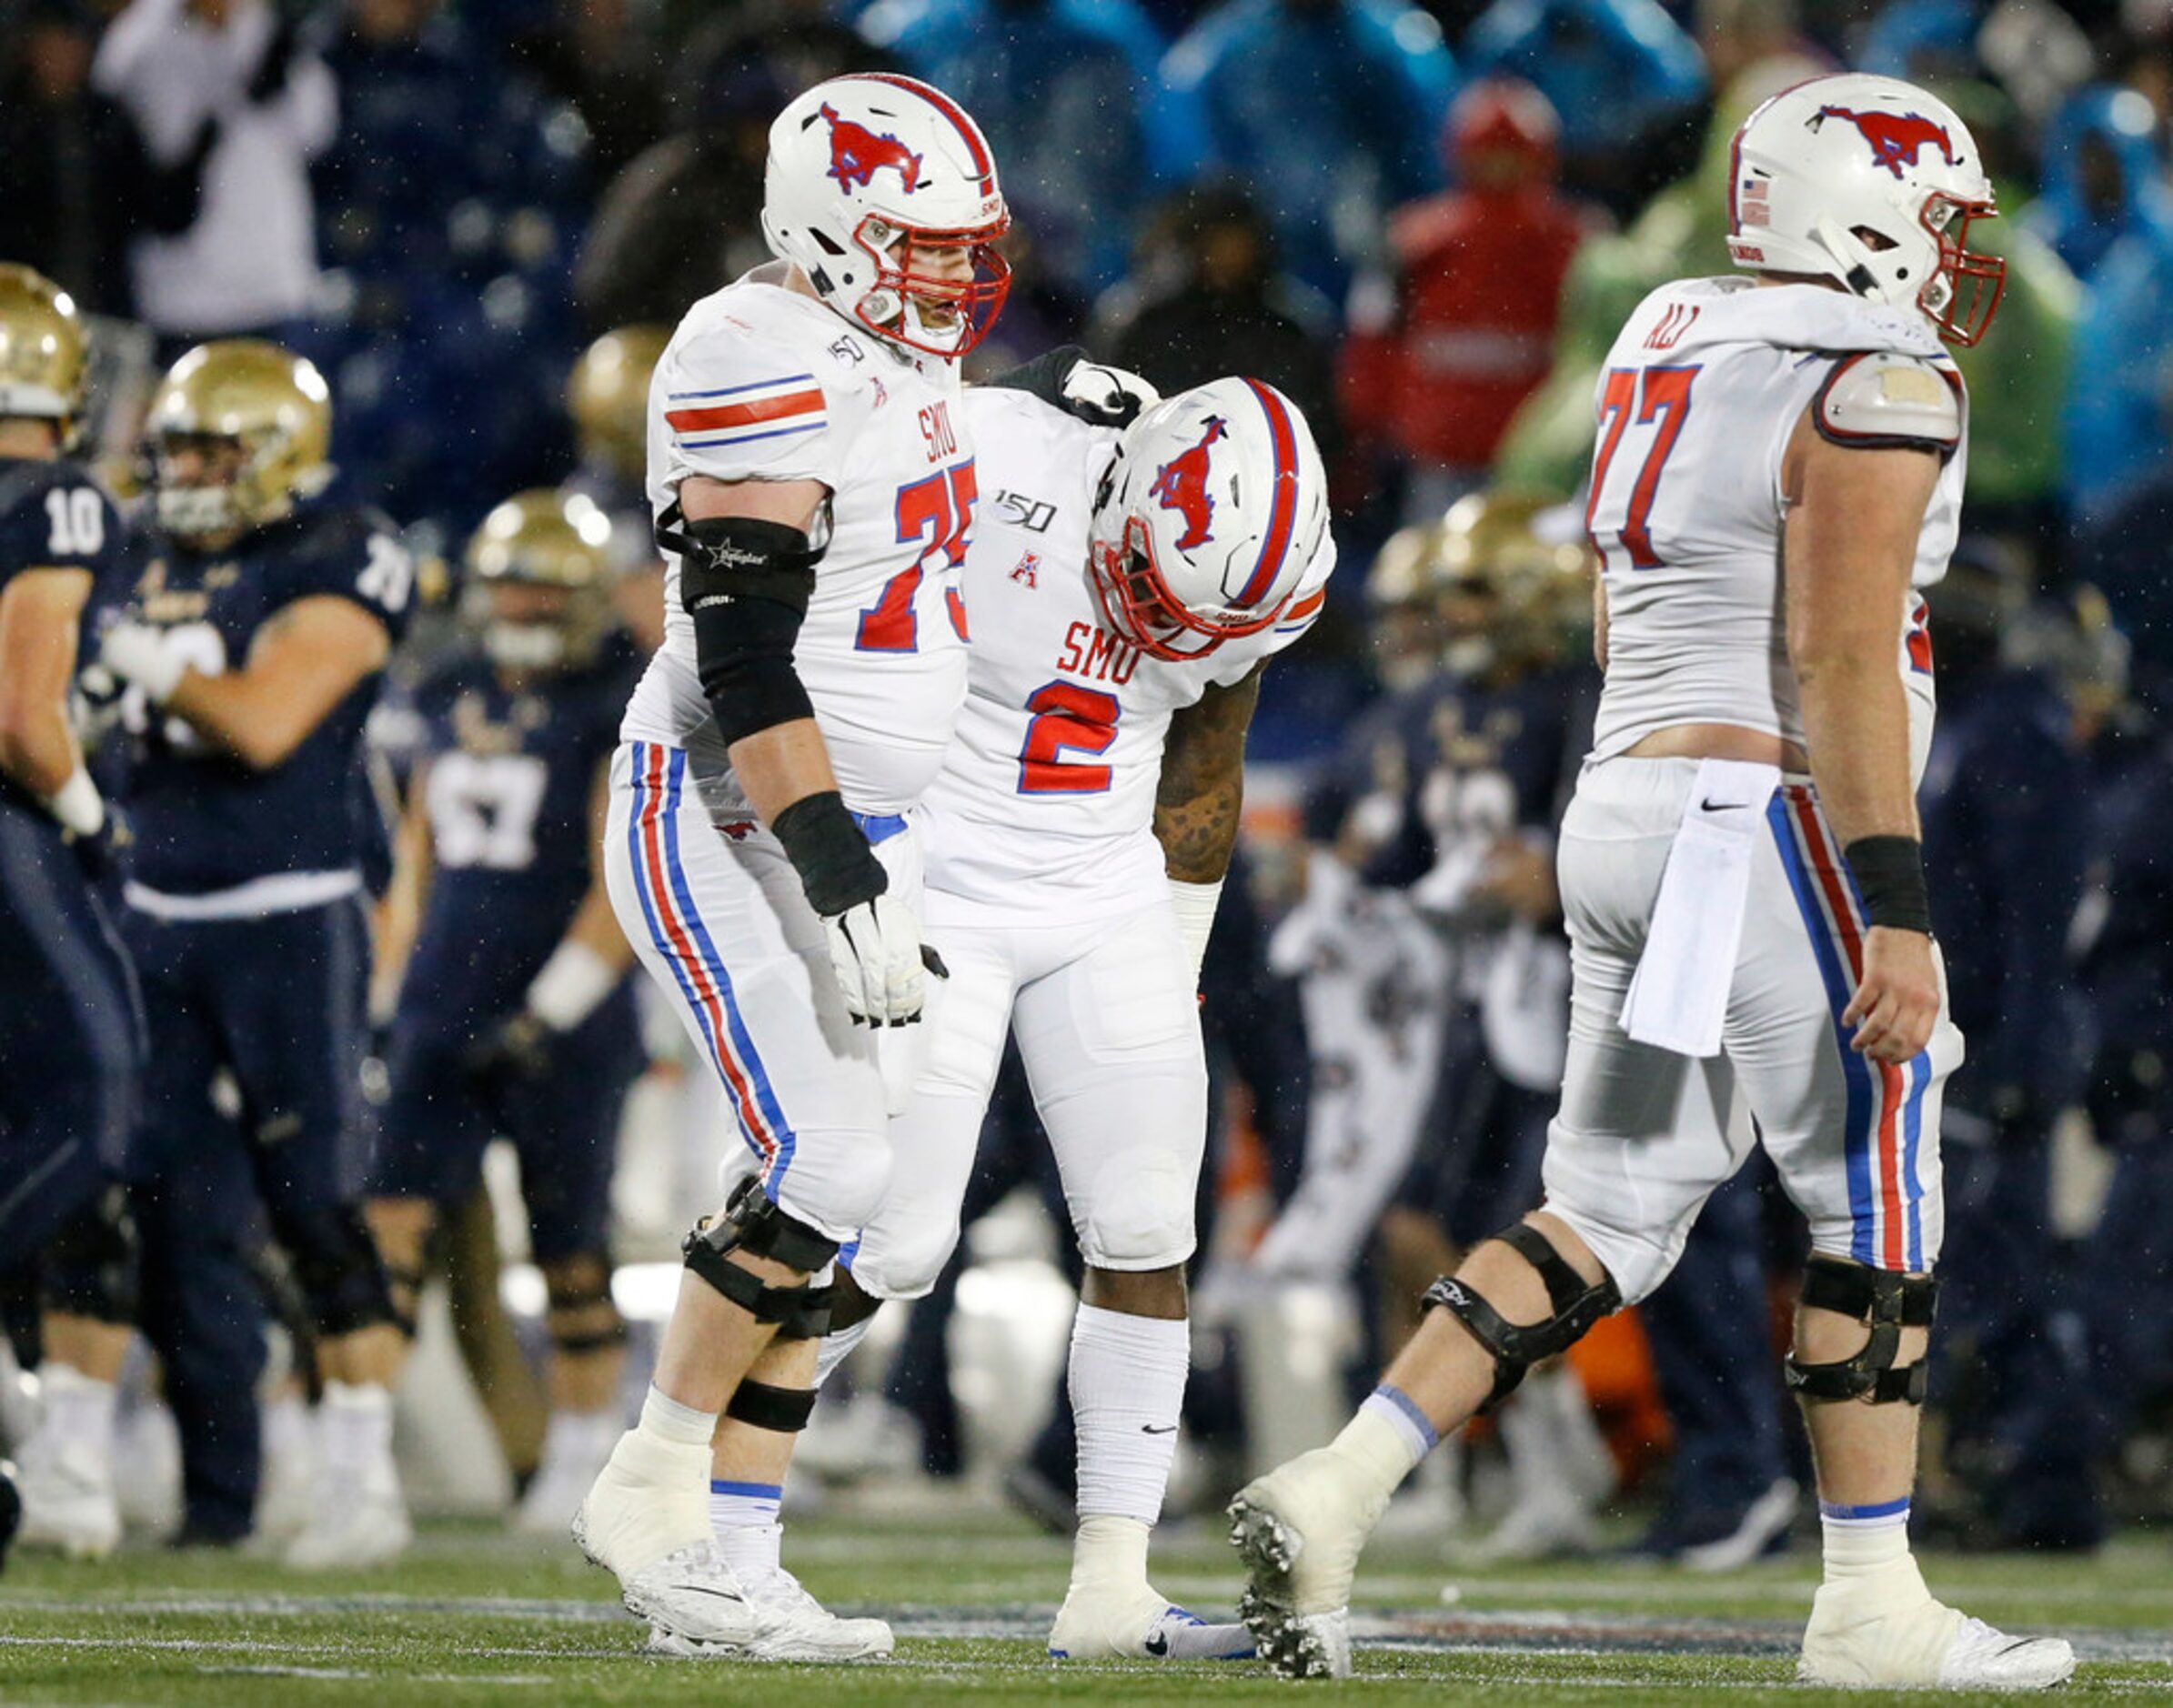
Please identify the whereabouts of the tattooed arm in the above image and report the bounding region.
[1155,662,1265,884]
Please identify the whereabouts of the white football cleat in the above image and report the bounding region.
[647,1562,895,1663]
[1228,1445,1393,1680]
[284,1471,411,1570]
[1800,1566,2076,1690]
[573,1431,775,1650]
[13,1426,119,1561]
[1048,1583,1254,1661]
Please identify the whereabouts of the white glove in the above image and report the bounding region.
[99,620,186,703]
[823,891,935,1027]
[1061,358,1161,426]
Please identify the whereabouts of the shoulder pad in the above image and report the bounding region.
[1814,353,1961,454]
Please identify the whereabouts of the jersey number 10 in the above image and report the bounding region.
[1586,366,1697,572]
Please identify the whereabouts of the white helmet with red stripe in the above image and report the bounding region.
[761,73,1011,359]
[1088,377,1328,660]
[1726,73,2005,347]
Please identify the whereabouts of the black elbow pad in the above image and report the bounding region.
[658,506,825,747]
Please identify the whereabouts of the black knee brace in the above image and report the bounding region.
[681,1178,836,1337]
[277,1203,399,1337]
[42,1185,139,1326]
[545,1256,629,1355]
[1786,1256,1939,1405]
[1420,1222,1621,1412]
[725,1378,819,1432]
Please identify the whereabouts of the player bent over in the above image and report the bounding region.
[367,492,646,1533]
[573,74,1010,1659]
[699,369,1334,1662]
[1227,74,2075,1690]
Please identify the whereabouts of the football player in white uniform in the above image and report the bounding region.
[698,370,1334,1662]
[571,74,1011,1660]
[1226,74,2077,1691]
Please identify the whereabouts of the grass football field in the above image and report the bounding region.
[2,1502,2168,1704]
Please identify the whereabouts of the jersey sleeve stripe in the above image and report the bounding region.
[667,387,826,436]
[1233,377,1300,608]
[669,374,817,402]
[677,422,828,450]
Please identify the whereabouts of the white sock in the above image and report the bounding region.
[814,1316,875,1388]
[318,1381,395,1482]
[1068,1304,1189,1527]
[1819,1497,1915,1588]
[36,1361,118,1455]
[709,1479,784,1579]
[1327,1387,1433,1509]
[263,1392,312,1470]
[638,1384,718,1449]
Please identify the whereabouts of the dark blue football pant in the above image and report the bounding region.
[1935,1111,2099,1543]
[1637,1164,1792,1526]
[118,896,373,1542]
[0,803,141,1275]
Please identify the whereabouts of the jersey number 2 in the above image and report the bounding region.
[858,462,976,652]
[1018,680,1120,795]
[1587,367,1697,571]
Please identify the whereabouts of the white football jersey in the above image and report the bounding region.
[1584,276,1965,776]
[921,387,1334,921]
[620,264,975,817]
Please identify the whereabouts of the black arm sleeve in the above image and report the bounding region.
[659,505,824,747]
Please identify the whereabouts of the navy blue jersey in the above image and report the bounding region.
[397,631,642,1022]
[1918,665,2088,1110]
[0,456,127,816]
[1355,662,1597,894]
[109,506,414,893]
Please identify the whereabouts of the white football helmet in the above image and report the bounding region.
[1089,377,1328,660]
[760,73,1011,359]
[1726,72,2005,346]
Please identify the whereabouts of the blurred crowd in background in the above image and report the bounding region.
[6,0,2173,1570]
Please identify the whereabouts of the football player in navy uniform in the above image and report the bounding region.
[0,266,144,1561]
[82,340,415,1562]
[367,490,644,1535]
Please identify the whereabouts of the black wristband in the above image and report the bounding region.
[1843,836,1933,934]
[770,790,887,918]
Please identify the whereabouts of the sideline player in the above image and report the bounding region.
[572,74,1011,1658]
[702,371,1334,1663]
[82,340,416,1562]
[1226,73,2076,1689]
[367,490,646,1534]
[0,266,143,1560]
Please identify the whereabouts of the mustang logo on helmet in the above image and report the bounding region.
[818,103,922,196]
[1814,105,1957,180]
[1148,416,1226,551]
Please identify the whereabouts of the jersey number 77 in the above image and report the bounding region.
[1585,366,1697,573]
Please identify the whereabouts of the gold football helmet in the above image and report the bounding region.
[0,264,89,437]
[1364,520,1455,693]
[464,488,617,672]
[567,326,668,487]
[146,340,333,542]
[1436,489,1595,678]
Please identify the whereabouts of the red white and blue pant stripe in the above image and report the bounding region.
[1766,784,1931,1271]
[623,740,797,1186]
